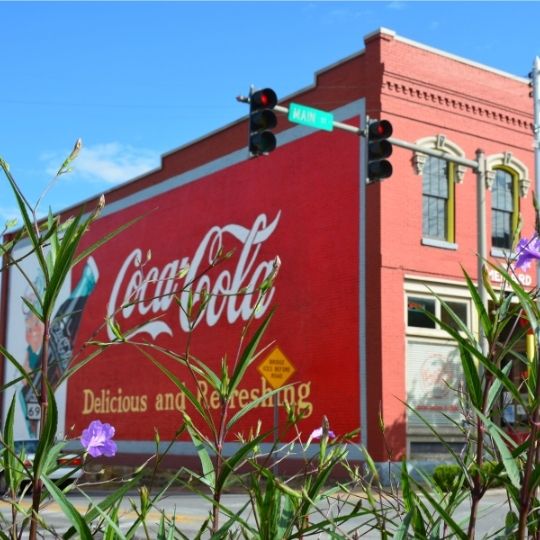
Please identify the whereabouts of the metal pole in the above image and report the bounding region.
[532,58,540,284]
[476,149,488,354]
[359,113,368,450]
[389,137,478,170]
[273,394,279,476]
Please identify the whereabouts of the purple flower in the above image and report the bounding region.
[514,235,540,271]
[309,427,336,441]
[81,420,117,458]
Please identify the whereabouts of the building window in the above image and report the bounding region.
[407,294,469,333]
[491,168,518,250]
[422,157,455,242]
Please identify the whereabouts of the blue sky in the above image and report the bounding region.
[1,1,539,223]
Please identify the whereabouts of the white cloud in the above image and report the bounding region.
[387,1,406,10]
[44,142,160,185]
[0,206,24,228]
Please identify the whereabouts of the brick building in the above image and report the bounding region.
[1,28,535,464]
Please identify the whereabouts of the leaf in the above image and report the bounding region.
[226,384,290,431]
[528,464,540,493]
[185,422,215,490]
[462,267,493,341]
[73,213,147,268]
[402,401,469,481]
[392,510,413,540]
[486,362,513,413]
[228,310,274,395]
[63,470,147,539]
[134,345,215,436]
[215,432,267,493]
[33,382,58,481]
[2,396,17,491]
[41,475,93,539]
[458,344,482,409]
[103,503,123,540]
[414,481,468,540]
[0,343,37,391]
[475,409,521,488]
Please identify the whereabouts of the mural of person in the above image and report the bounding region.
[18,256,99,439]
[19,276,45,438]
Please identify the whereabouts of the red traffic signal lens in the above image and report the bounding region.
[250,88,277,111]
[368,119,393,140]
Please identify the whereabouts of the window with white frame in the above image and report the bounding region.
[491,168,518,250]
[407,294,469,334]
[422,157,455,242]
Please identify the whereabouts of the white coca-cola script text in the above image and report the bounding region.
[106,212,281,340]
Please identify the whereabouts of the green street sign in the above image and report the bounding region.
[288,103,334,132]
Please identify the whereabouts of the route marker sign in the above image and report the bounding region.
[258,347,296,389]
[288,103,334,132]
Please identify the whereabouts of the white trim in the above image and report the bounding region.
[404,273,470,290]
[421,238,458,250]
[491,246,511,259]
[405,277,472,298]
[485,152,530,197]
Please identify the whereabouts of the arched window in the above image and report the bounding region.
[414,135,464,247]
[491,168,519,250]
[422,157,455,242]
[486,152,529,253]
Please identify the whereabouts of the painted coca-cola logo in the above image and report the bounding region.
[106,212,281,339]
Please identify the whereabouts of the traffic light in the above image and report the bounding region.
[366,119,393,182]
[249,88,278,156]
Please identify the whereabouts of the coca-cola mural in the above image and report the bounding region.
[4,105,364,447]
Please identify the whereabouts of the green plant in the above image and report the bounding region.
[432,464,464,492]
[433,461,503,493]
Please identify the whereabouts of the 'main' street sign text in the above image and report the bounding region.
[288,103,334,132]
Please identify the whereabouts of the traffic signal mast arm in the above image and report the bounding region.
[237,95,479,170]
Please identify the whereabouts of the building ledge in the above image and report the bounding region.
[421,238,458,250]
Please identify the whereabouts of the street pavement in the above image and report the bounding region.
[0,488,512,538]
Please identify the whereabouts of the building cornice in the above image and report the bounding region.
[382,73,533,133]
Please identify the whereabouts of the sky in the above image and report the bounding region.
[1,0,539,224]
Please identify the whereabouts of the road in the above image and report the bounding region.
[0,489,512,538]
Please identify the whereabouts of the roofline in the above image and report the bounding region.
[366,27,529,84]
[49,26,532,218]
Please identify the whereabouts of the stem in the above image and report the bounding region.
[467,372,493,538]
[28,319,50,540]
[211,399,230,533]
[517,344,540,538]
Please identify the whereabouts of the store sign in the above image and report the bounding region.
[488,267,533,287]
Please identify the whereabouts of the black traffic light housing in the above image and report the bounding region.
[367,119,393,182]
[249,88,278,156]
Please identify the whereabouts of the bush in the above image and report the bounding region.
[433,461,504,492]
[432,463,463,492]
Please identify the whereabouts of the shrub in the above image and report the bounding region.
[432,463,463,492]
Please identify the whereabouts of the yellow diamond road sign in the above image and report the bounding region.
[258,347,295,389]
